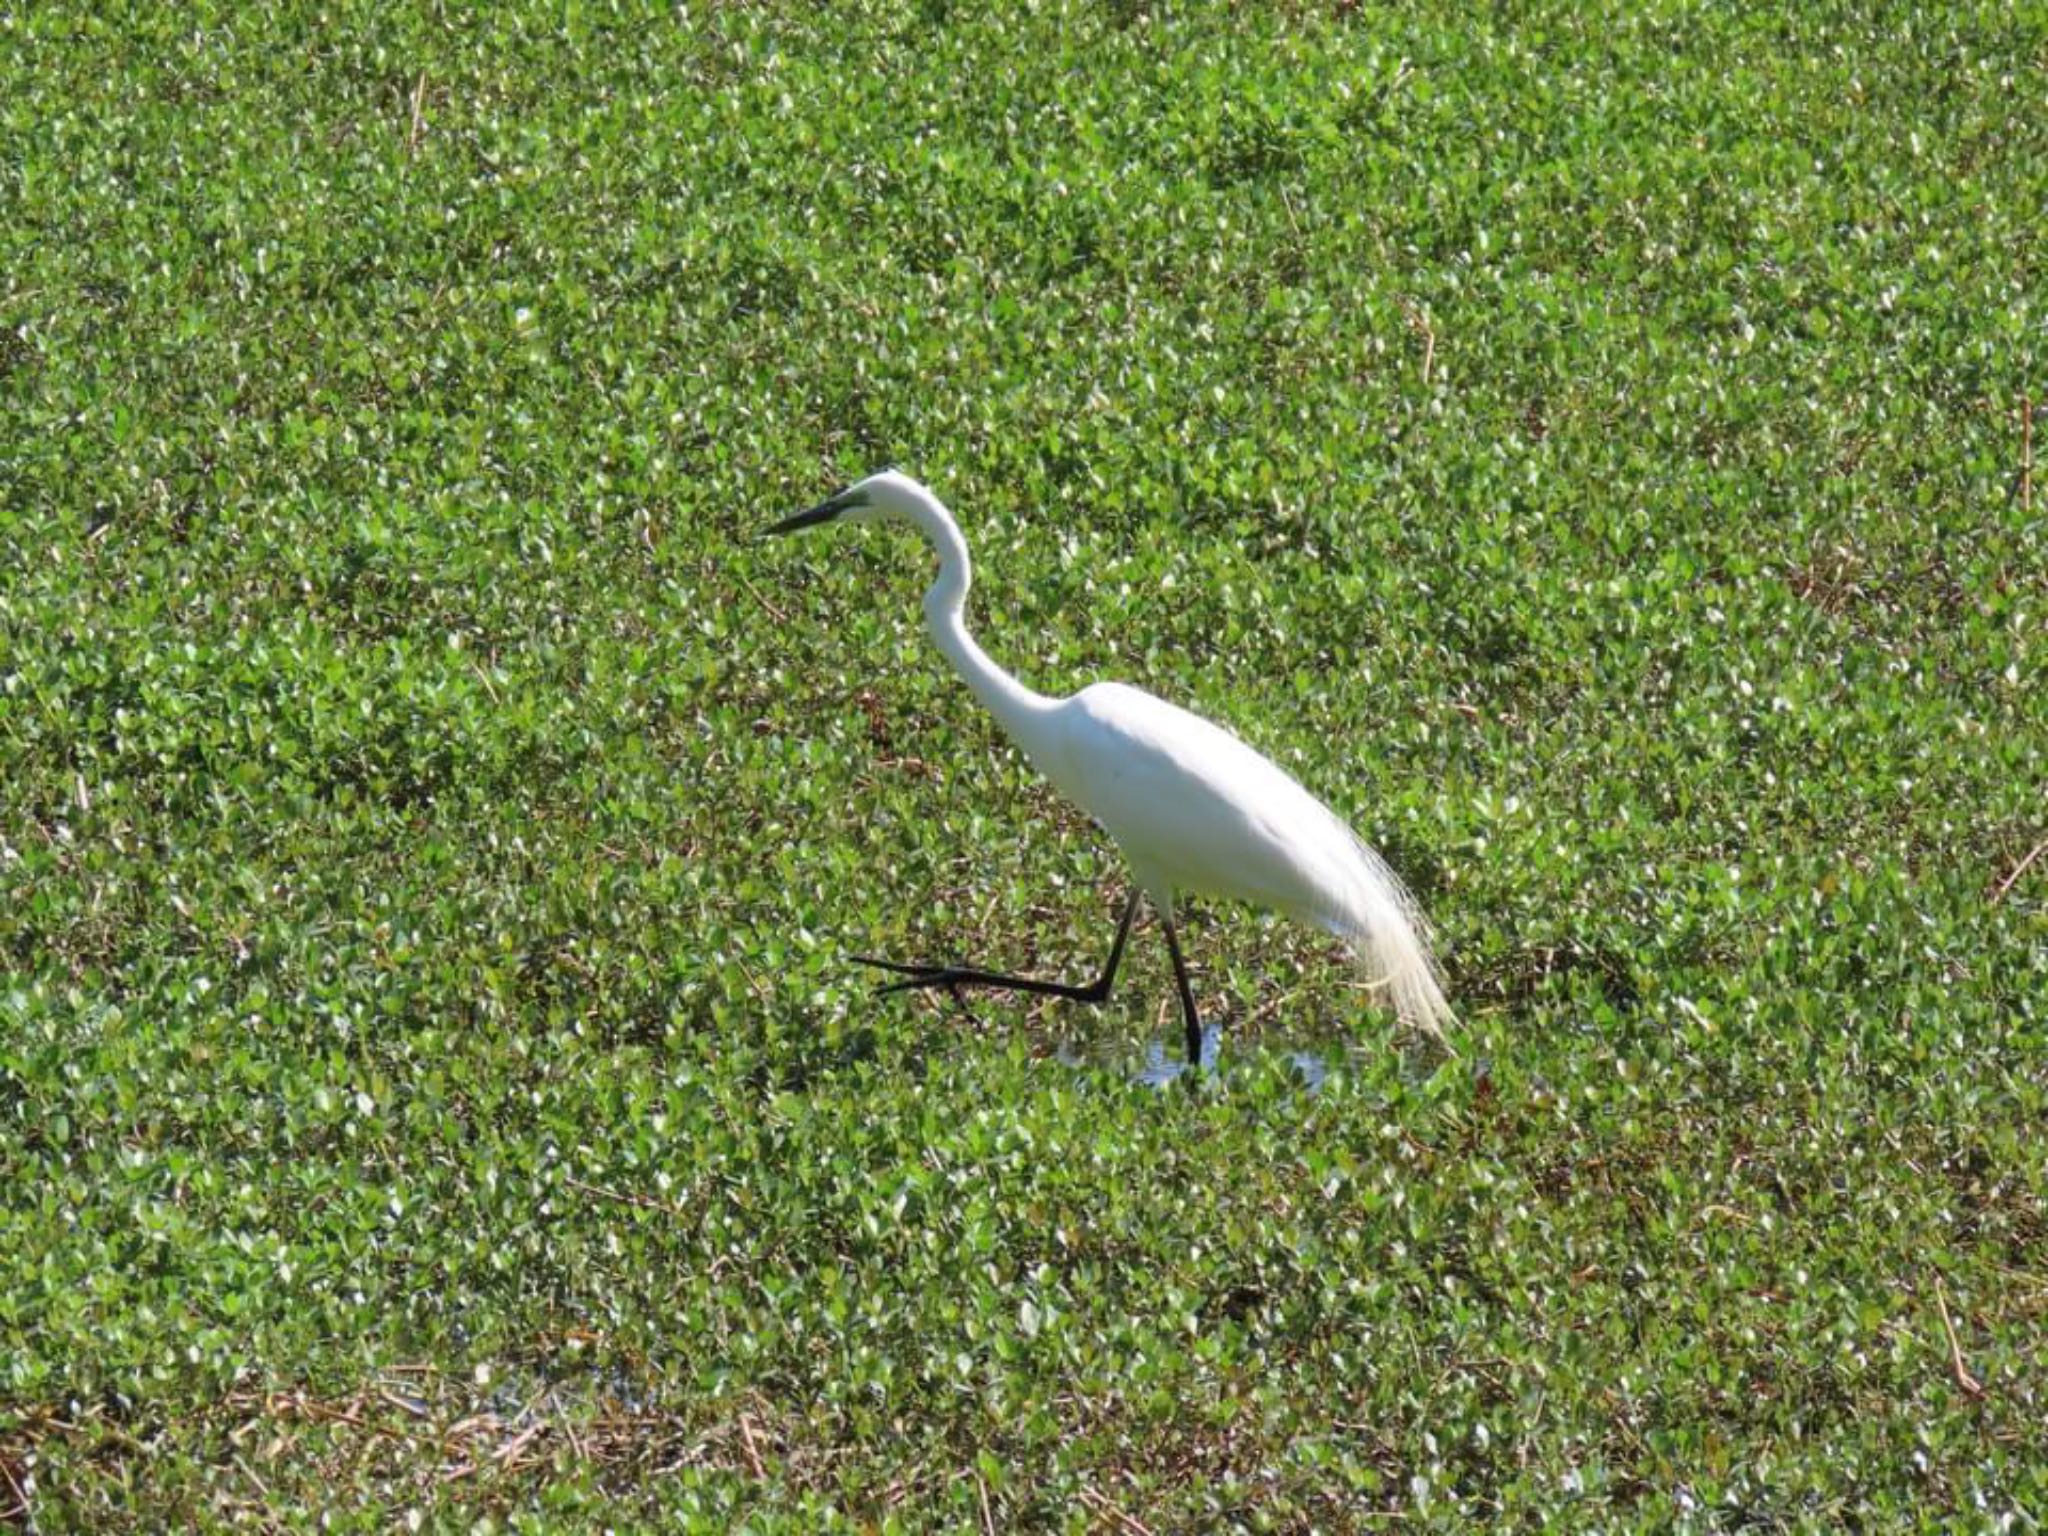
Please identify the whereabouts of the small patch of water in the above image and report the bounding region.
[1061,1022,1333,1093]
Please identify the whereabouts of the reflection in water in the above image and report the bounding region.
[1287,1050,1328,1092]
[1135,1020,1215,1086]
[1062,1023,1331,1092]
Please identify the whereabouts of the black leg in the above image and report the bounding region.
[1161,918,1205,1066]
[856,890,1141,1006]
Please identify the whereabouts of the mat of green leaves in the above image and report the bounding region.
[2,3,2042,1529]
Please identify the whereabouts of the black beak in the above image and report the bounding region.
[762,485,864,537]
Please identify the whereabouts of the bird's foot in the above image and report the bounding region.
[852,954,1109,1004]
[852,954,966,996]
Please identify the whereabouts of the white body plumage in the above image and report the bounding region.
[1038,680,1451,1042]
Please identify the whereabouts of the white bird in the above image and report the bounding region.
[764,469,1453,1065]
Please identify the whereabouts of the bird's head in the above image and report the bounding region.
[762,468,929,537]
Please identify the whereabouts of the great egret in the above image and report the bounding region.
[764,470,1453,1064]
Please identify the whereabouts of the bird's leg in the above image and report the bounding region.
[1161,919,1205,1067]
[856,890,1141,1005]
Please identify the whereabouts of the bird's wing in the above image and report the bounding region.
[1054,682,1454,1042]
[1053,682,1349,916]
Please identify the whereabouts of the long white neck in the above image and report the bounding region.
[895,487,1054,742]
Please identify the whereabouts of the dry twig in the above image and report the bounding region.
[737,1412,768,1479]
[492,1420,547,1467]
[1990,838,2046,905]
[734,564,790,623]
[1077,1484,1156,1536]
[0,1455,30,1525]
[1934,1275,1986,1400]
[407,73,428,154]
[2023,395,2033,517]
